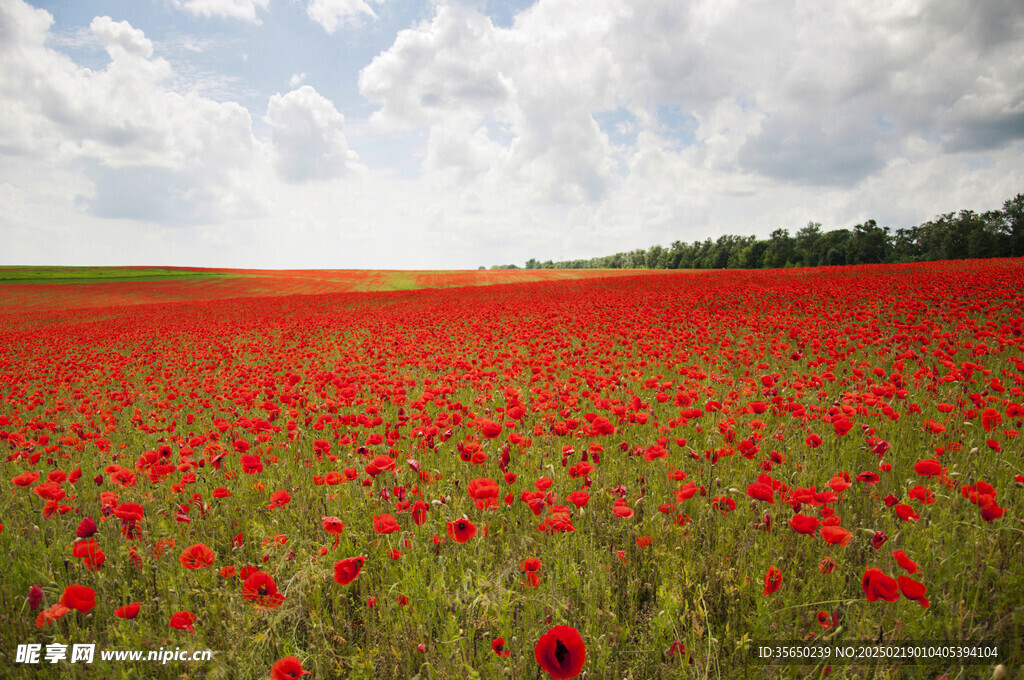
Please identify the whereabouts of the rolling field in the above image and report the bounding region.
[1,260,1022,679]
[0,266,651,313]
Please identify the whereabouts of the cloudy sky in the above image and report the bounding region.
[1,0,1022,269]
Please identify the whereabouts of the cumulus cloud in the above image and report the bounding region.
[264,86,361,183]
[0,1,260,224]
[306,0,382,33]
[171,0,270,24]
[360,0,1024,199]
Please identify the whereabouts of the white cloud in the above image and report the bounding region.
[264,86,362,183]
[0,1,261,224]
[361,0,1024,201]
[306,0,382,33]
[2,0,1023,271]
[171,0,270,24]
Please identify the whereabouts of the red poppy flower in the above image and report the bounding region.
[242,570,286,610]
[897,575,929,608]
[373,513,401,534]
[805,434,823,448]
[820,525,852,547]
[478,419,503,438]
[711,496,736,514]
[115,602,141,619]
[76,516,98,538]
[179,543,215,570]
[113,502,144,522]
[788,514,819,535]
[271,656,310,680]
[745,482,775,504]
[59,584,96,613]
[913,459,943,477]
[36,603,71,628]
[856,471,880,485]
[266,490,291,510]
[334,556,366,585]
[894,504,920,522]
[73,539,106,571]
[612,505,635,518]
[169,610,196,632]
[11,471,40,487]
[862,568,899,602]
[763,566,783,595]
[828,473,851,492]
[535,625,586,679]
[446,518,477,543]
[468,477,500,501]
[819,557,836,574]
[872,531,888,549]
[411,500,429,525]
[493,637,511,657]
[892,549,918,574]
[567,490,590,508]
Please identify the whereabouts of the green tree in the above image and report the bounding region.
[1003,193,1024,257]
[763,229,795,268]
[849,219,890,264]
[795,222,822,267]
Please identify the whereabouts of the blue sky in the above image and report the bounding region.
[1,0,1022,269]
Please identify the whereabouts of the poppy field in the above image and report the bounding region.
[1,259,1023,679]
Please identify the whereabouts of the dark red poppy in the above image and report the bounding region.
[872,531,888,549]
[76,516,98,538]
[334,556,366,585]
[535,625,586,679]
[27,585,43,610]
[271,656,310,680]
[862,568,899,602]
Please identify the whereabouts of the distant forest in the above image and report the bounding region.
[491,191,1024,271]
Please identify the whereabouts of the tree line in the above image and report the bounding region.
[490,192,1024,271]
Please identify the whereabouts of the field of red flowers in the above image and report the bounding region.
[0,266,644,312]
[1,260,1022,679]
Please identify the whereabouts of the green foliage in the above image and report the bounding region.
[519,191,1024,270]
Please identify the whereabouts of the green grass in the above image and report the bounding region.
[0,266,237,284]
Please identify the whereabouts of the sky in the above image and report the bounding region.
[1,0,1022,270]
